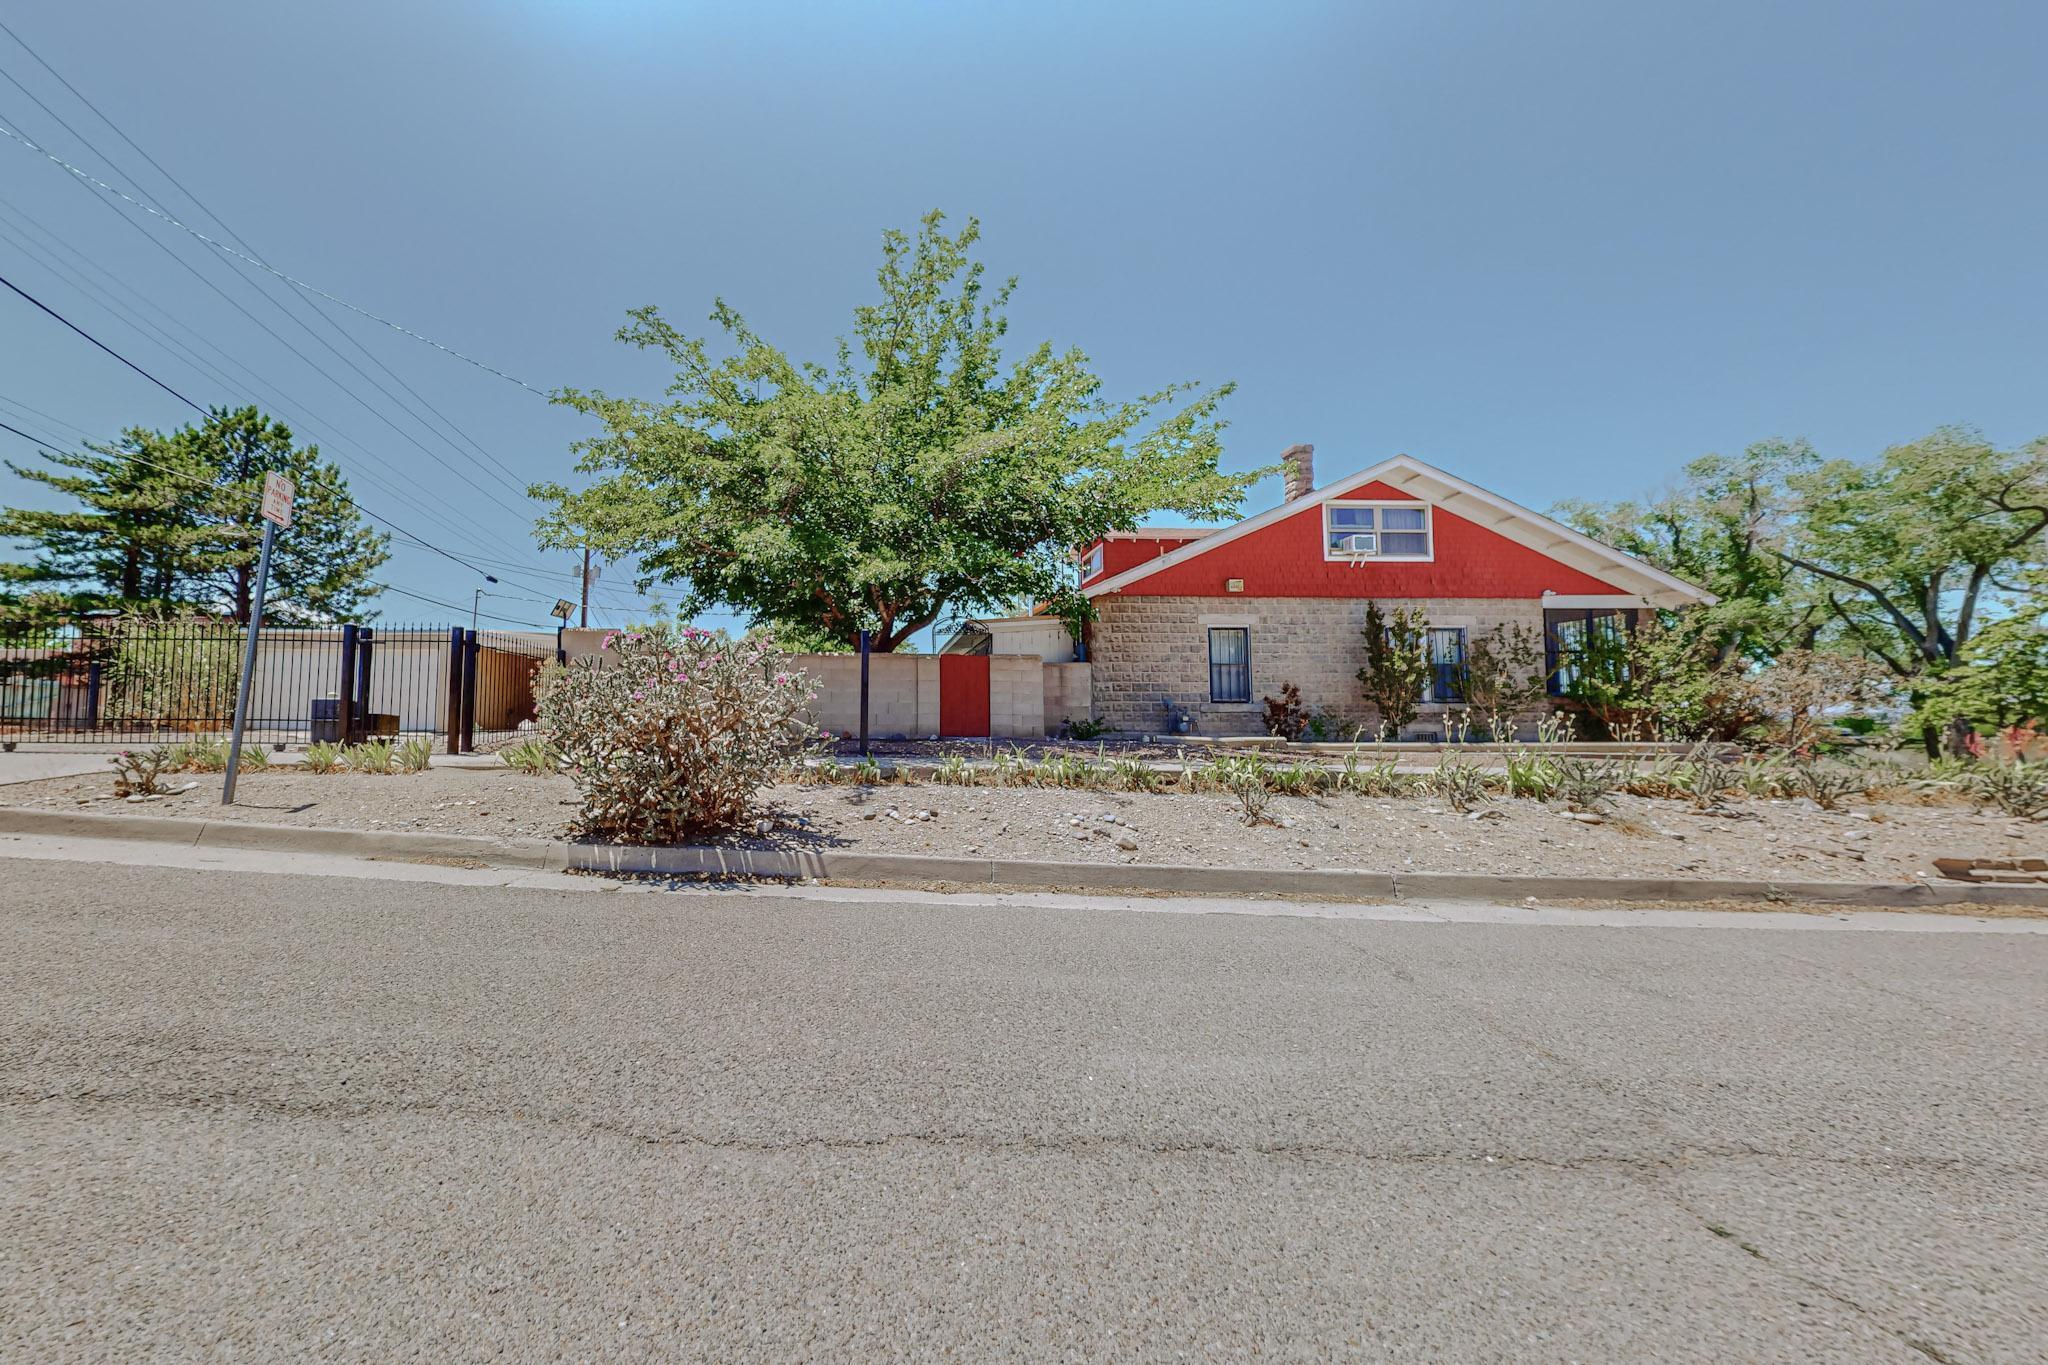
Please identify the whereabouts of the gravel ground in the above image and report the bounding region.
[5,764,2037,881]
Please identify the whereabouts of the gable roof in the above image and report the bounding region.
[1082,453,1716,608]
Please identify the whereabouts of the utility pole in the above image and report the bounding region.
[580,546,592,628]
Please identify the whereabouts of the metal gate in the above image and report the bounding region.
[938,654,990,737]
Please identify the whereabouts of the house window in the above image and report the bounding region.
[1546,609,1633,695]
[1208,627,1251,703]
[1426,627,1466,703]
[1078,546,1103,582]
[1325,503,1431,559]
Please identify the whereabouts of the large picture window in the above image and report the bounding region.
[1207,627,1251,703]
[1325,503,1432,559]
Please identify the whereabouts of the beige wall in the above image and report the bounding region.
[1089,595,1551,738]
[1042,662,1092,731]
[552,633,1066,737]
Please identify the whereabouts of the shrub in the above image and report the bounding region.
[1213,754,1273,825]
[1063,716,1110,741]
[499,737,559,775]
[1458,622,1550,740]
[1683,756,1738,809]
[1970,762,2048,820]
[96,614,242,732]
[1108,756,1159,792]
[934,752,974,785]
[536,623,817,842]
[109,745,178,797]
[1787,760,1863,811]
[1357,603,1432,739]
[1430,755,1493,812]
[1503,750,1561,801]
[1261,682,1309,742]
[396,736,434,773]
[303,741,343,774]
[1553,756,1622,812]
[344,739,395,774]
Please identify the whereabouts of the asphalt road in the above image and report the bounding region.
[2,860,2043,1362]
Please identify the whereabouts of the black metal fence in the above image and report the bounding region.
[0,617,562,751]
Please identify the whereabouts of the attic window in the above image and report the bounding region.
[1325,503,1431,560]
[1078,546,1103,582]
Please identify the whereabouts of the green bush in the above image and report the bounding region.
[396,736,434,773]
[537,624,816,842]
[303,741,343,774]
[344,739,394,774]
[1970,762,2048,820]
[499,737,559,774]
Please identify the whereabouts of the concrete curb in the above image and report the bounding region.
[2,807,2043,910]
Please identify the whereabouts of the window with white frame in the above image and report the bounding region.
[1078,545,1103,582]
[1324,503,1431,559]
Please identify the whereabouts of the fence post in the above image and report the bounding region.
[355,626,376,737]
[84,662,102,732]
[459,629,479,755]
[444,626,465,753]
[337,624,360,746]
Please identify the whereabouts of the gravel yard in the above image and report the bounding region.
[5,764,2038,882]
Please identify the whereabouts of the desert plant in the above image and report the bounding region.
[1553,756,1622,812]
[1108,756,1159,792]
[536,624,817,842]
[1261,682,1310,742]
[181,736,229,771]
[1969,761,2048,820]
[95,614,242,732]
[303,741,344,774]
[1357,603,1432,739]
[1786,759,1863,811]
[1214,754,1274,825]
[1737,755,1791,798]
[1503,749,1561,801]
[1063,716,1110,741]
[1267,758,1327,797]
[1338,752,1404,797]
[396,736,434,773]
[1430,754,1493,812]
[108,745,178,797]
[934,752,974,785]
[1683,755,1738,809]
[344,739,395,774]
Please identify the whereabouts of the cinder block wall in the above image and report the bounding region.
[1089,596,1550,738]
[548,634,1063,739]
[1042,662,1092,732]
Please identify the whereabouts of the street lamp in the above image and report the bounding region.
[471,575,499,634]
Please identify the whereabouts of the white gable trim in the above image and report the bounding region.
[1082,454,1716,608]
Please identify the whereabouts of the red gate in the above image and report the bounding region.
[938,655,990,737]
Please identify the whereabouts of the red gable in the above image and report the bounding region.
[1108,481,1626,599]
[1080,532,1210,586]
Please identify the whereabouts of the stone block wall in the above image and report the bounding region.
[1089,595,1551,738]
[1042,662,1092,732]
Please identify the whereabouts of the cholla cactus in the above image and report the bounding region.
[538,624,817,843]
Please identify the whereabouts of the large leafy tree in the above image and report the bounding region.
[1780,427,2048,753]
[535,212,1262,651]
[1555,439,1823,664]
[1,406,389,623]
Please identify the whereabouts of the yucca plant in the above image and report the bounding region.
[1503,749,1560,801]
[1553,756,1621,812]
[1430,755,1493,812]
[1970,761,2048,820]
[303,741,344,775]
[1108,756,1158,792]
[344,739,395,775]
[1787,760,1863,811]
[396,736,434,773]
[934,752,974,785]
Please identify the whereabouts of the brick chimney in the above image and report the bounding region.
[1281,443,1315,501]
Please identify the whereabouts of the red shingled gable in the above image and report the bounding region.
[1081,534,1209,585]
[1109,480,1626,598]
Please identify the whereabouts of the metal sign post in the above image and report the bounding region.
[857,628,871,758]
[223,473,292,804]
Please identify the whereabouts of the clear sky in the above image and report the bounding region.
[1,0,2042,634]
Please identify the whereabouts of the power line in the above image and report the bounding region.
[0,268,202,411]
[0,199,541,567]
[0,20,528,491]
[0,106,540,524]
[0,115,548,397]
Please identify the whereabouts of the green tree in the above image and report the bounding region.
[534,212,1262,651]
[1,406,389,623]
[1911,570,2048,736]
[0,430,213,611]
[1356,602,1431,738]
[1779,427,2048,755]
[1554,438,1823,664]
[174,408,390,624]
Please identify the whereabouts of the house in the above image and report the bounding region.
[1077,445,1715,737]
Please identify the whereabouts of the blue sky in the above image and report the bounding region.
[0,0,2042,636]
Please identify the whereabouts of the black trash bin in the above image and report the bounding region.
[310,696,343,743]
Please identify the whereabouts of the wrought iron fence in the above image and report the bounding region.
[0,617,565,750]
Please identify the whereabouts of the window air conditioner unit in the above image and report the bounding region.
[1338,532,1377,555]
